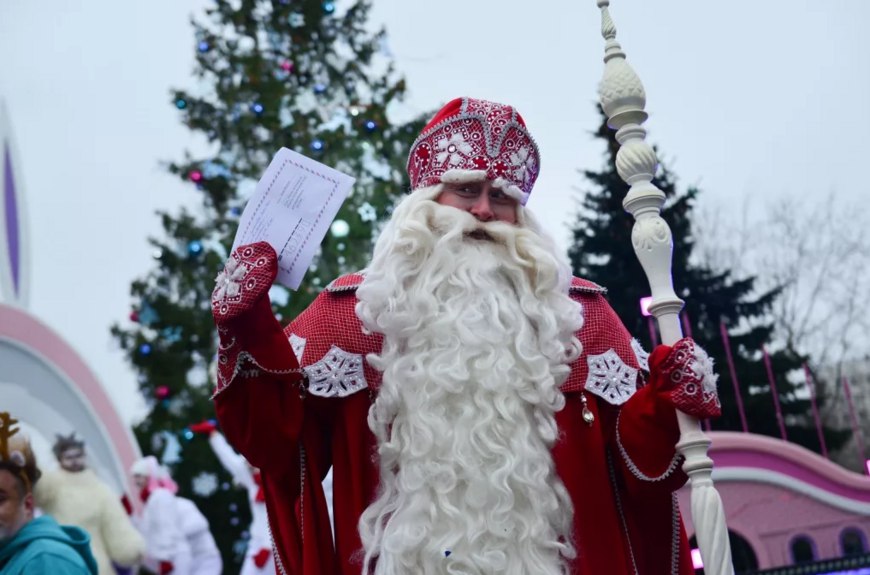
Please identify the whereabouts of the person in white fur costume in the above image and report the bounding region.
[190,420,276,575]
[34,433,144,574]
[129,456,222,575]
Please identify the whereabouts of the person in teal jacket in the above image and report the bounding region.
[0,412,97,574]
[0,514,97,574]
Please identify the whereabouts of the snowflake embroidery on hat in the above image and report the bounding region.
[436,133,473,166]
[585,349,638,406]
[630,338,650,372]
[466,98,505,119]
[288,333,307,362]
[303,345,368,398]
[510,146,536,185]
[214,256,248,303]
[407,98,541,203]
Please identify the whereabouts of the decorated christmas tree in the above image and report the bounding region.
[111,1,427,570]
[568,110,848,454]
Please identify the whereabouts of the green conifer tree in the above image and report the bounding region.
[112,1,427,570]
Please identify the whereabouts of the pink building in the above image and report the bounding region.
[678,432,870,573]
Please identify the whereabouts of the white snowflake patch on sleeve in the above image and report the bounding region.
[585,349,639,406]
[630,338,650,372]
[303,345,368,398]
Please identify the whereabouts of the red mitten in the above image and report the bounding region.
[253,547,271,569]
[120,494,133,516]
[159,561,174,575]
[210,242,300,396]
[648,338,721,419]
[212,242,278,324]
[189,420,218,435]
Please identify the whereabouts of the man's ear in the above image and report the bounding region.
[23,491,34,514]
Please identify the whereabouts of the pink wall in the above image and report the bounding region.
[678,432,870,569]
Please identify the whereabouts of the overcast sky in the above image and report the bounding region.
[1,0,868,425]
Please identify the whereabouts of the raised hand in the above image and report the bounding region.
[212,242,278,324]
[648,338,721,420]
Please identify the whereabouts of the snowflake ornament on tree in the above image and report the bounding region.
[358,202,377,222]
[192,472,219,498]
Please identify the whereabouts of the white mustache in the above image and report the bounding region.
[423,201,518,242]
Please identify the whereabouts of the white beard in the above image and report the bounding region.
[356,187,584,575]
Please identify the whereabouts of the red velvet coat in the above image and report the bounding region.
[213,272,695,575]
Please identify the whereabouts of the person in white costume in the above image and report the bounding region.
[190,420,275,574]
[129,456,222,575]
[34,433,144,574]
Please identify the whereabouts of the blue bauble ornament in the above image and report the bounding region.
[187,240,203,256]
[138,301,160,327]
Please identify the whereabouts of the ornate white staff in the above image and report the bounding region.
[594,1,735,573]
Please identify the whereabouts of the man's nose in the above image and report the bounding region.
[469,194,494,222]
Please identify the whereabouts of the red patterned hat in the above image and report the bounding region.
[406,97,540,205]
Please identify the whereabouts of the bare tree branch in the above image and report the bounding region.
[696,191,870,370]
